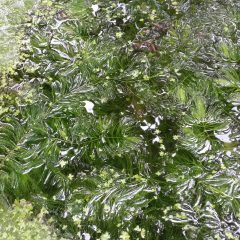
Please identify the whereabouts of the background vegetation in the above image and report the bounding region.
[0,0,239,239]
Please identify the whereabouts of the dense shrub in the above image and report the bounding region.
[0,0,239,239]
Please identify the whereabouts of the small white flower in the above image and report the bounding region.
[62,225,67,230]
[173,135,179,140]
[140,228,146,239]
[100,232,111,240]
[68,174,74,180]
[119,231,130,240]
[160,144,165,150]
[83,101,94,114]
[103,204,111,213]
[91,4,99,16]
[72,215,81,224]
[159,151,164,157]
[134,225,141,232]
[116,32,123,38]
[129,207,135,212]
[131,69,140,78]
[143,75,149,81]
[59,160,67,168]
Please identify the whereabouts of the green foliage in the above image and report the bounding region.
[0,0,240,239]
[0,199,61,240]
